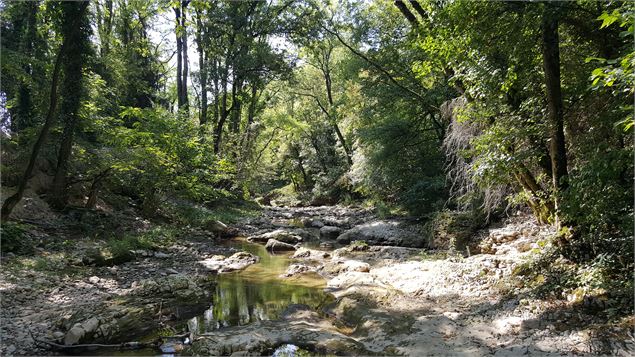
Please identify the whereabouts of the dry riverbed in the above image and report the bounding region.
[0,205,633,356]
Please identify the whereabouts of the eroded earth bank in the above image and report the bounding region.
[1,205,633,356]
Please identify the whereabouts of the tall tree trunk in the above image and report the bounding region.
[104,0,113,55]
[214,65,229,154]
[241,83,259,150]
[1,42,67,221]
[212,59,219,125]
[181,0,190,113]
[230,75,242,133]
[13,1,39,132]
[291,144,311,189]
[542,5,568,228]
[246,83,258,127]
[195,8,207,129]
[96,0,113,58]
[50,1,90,210]
[322,68,353,165]
[174,5,183,109]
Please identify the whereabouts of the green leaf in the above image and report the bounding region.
[598,10,620,29]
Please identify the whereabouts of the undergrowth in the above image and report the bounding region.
[511,239,634,320]
[0,222,34,254]
[169,199,261,226]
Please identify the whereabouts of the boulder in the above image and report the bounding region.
[198,252,259,273]
[288,228,317,241]
[205,220,228,234]
[280,264,315,278]
[309,220,325,228]
[323,217,350,228]
[291,248,331,260]
[336,220,423,247]
[247,229,302,244]
[265,239,297,251]
[319,226,342,240]
[64,325,85,346]
[323,259,370,275]
[489,228,520,243]
[326,271,388,292]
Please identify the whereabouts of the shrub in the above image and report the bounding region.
[0,222,33,254]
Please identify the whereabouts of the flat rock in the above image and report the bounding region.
[323,259,370,275]
[336,220,424,247]
[280,264,316,278]
[265,239,297,251]
[247,229,303,244]
[291,247,331,260]
[198,252,259,273]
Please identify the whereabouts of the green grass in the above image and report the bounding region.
[417,250,448,261]
[6,253,79,276]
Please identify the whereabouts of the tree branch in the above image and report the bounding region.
[320,25,437,113]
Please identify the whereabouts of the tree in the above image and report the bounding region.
[174,0,190,113]
[1,1,89,220]
[0,0,47,132]
[49,0,92,210]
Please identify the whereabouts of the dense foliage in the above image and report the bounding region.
[1,0,632,313]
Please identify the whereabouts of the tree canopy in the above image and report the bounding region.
[1,0,633,319]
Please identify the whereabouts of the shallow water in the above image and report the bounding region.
[83,238,332,356]
[188,238,332,333]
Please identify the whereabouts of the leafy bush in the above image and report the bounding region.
[95,106,239,215]
[423,210,483,251]
[168,199,260,226]
[0,222,33,254]
[513,244,633,317]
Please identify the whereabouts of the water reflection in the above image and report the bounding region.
[188,239,332,334]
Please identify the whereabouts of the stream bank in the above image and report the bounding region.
[1,205,633,356]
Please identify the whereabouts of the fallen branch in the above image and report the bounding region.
[31,332,159,351]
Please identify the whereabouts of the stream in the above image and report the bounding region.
[188,238,333,333]
[88,238,335,356]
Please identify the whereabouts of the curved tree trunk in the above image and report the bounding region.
[1,46,65,221]
[2,1,89,221]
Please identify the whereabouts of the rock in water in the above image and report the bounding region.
[265,239,297,251]
[248,229,303,244]
[292,248,331,260]
[280,264,315,278]
[198,252,259,273]
[319,226,342,240]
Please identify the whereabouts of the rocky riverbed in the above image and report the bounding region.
[1,205,633,356]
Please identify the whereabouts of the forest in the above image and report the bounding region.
[0,0,633,356]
